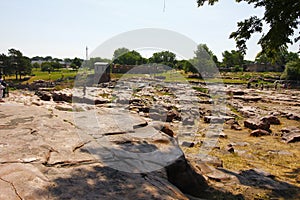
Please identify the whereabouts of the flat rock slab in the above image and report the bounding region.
[233,95,262,102]
[206,169,234,182]
[282,132,300,143]
[0,104,193,199]
[204,116,234,124]
[281,127,300,143]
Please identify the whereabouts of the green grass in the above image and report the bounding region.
[222,71,282,81]
[188,78,247,84]
[111,70,188,83]
[29,68,78,83]
[5,68,79,84]
[192,86,208,93]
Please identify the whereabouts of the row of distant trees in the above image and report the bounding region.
[0,46,299,80]
[0,49,86,79]
[110,46,299,78]
[31,56,83,72]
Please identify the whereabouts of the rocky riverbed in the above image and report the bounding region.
[0,77,299,199]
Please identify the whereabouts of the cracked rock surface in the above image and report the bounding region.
[0,100,205,199]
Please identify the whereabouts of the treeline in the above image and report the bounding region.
[31,56,84,72]
[0,49,86,79]
[110,45,299,79]
[1,45,299,80]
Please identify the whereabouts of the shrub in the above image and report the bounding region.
[281,60,300,80]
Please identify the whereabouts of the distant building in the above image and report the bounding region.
[31,60,71,68]
[94,62,110,83]
[244,63,284,72]
[31,60,44,66]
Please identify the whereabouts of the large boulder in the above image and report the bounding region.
[260,115,280,125]
[52,92,72,103]
[166,109,181,122]
[226,119,242,130]
[244,119,270,132]
[166,155,208,198]
[286,113,300,121]
[35,90,51,101]
[250,129,270,137]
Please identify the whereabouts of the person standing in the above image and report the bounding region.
[0,76,5,102]
[0,76,7,98]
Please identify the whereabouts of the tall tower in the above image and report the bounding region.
[86,46,88,61]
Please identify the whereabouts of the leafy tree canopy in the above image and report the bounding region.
[191,44,218,75]
[7,49,32,79]
[222,50,244,68]
[256,50,299,66]
[71,57,83,70]
[113,50,145,65]
[113,47,130,60]
[149,51,177,67]
[281,59,300,80]
[197,0,300,59]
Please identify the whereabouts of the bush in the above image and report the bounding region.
[41,62,53,72]
[232,65,243,72]
[281,60,300,80]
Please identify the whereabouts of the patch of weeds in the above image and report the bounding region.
[132,87,142,93]
[54,85,64,91]
[228,105,244,120]
[98,93,110,98]
[254,192,270,200]
[157,91,174,97]
[193,86,208,93]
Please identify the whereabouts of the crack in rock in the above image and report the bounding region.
[0,177,23,200]
[42,159,99,168]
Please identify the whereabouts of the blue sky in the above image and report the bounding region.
[0,0,298,60]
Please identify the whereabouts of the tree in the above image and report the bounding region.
[64,58,73,63]
[44,56,53,61]
[113,47,130,60]
[149,51,177,68]
[177,60,198,73]
[31,56,44,61]
[222,50,244,69]
[8,49,32,79]
[0,54,9,75]
[256,50,299,66]
[113,50,145,65]
[41,62,53,72]
[32,62,40,70]
[281,59,300,80]
[197,0,300,59]
[71,57,83,71]
[199,44,219,66]
[191,44,218,76]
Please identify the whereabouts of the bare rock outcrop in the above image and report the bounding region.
[0,103,208,199]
